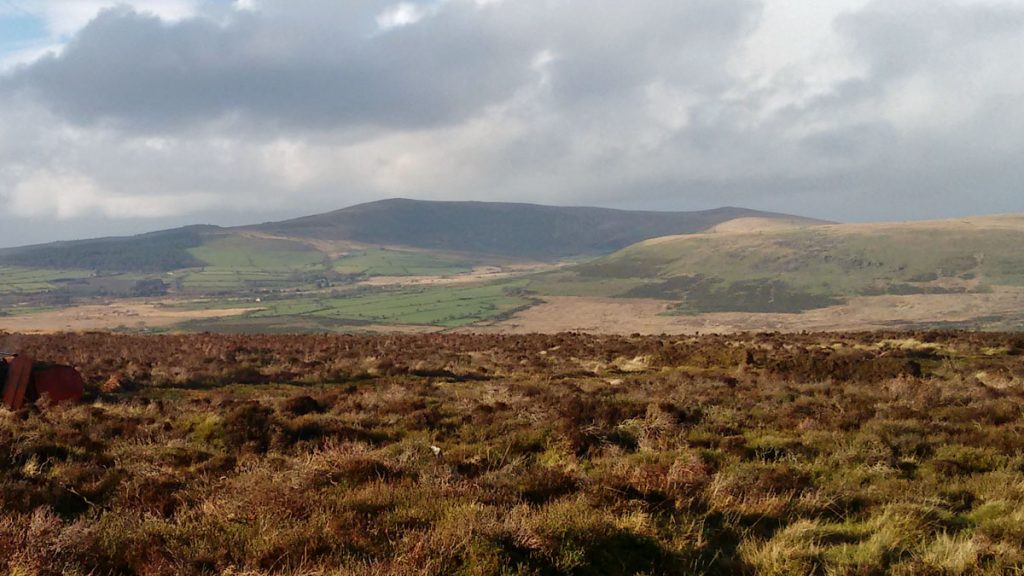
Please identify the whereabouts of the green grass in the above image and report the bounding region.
[333,248,473,277]
[250,283,533,328]
[603,227,1024,292]
[563,223,1024,313]
[0,233,542,328]
[175,235,333,294]
[0,266,93,294]
[0,235,338,299]
[180,238,474,296]
[175,282,535,331]
[189,236,326,270]
[176,268,322,293]
[0,226,207,272]
[1,235,476,302]
[0,304,62,316]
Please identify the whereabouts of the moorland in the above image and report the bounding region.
[1,200,1023,334]
[2,331,1024,574]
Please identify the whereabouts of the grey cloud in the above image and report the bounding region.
[2,2,537,132]
[798,122,899,159]
[0,0,765,135]
[539,0,761,103]
[1,0,1024,249]
[837,0,1024,81]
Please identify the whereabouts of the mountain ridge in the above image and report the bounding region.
[242,198,828,259]
[0,198,826,271]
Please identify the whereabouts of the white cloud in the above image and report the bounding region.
[1,0,1024,247]
[34,0,197,37]
[736,0,871,82]
[259,139,321,190]
[0,42,63,72]
[376,2,431,30]
[10,169,215,219]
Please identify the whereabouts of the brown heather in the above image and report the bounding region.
[0,331,1024,574]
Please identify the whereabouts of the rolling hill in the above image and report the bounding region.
[247,198,821,260]
[533,214,1024,315]
[0,199,817,274]
[5,202,1023,334]
[0,199,822,332]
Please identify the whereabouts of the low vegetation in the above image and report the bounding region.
[250,199,779,260]
[1,331,1024,574]
[5,211,1024,333]
[0,227,209,273]
[0,199,781,280]
[0,267,94,296]
[176,282,536,332]
[563,217,1024,313]
[333,248,474,277]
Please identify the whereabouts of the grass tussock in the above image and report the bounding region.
[0,331,1023,574]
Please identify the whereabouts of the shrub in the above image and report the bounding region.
[222,402,275,453]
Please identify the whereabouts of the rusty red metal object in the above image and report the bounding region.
[2,355,33,410]
[32,365,85,406]
[1,354,85,410]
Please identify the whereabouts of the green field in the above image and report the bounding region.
[176,239,482,294]
[0,266,94,295]
[333,248,473,277]
[7,214,1024,330]
[168,235,333,294]
[0,234,336,300]
[253,283,532,327]
[177,268,323,293]
[1,231,540,331]
[189,235,326,269]
[175,282,534,332]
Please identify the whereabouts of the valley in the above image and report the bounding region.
[1,200,1022,334]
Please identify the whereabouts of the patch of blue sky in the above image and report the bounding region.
[0,11,47,53]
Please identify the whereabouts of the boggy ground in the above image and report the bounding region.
[1,331,1024,575]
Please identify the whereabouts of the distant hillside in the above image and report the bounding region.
[539,214,1024,313]
[4,208,1024,334]
[0,226,215,273]
[246,198,820,260]
[0,199,818,272]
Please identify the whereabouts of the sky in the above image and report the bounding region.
[0,0,1023,247]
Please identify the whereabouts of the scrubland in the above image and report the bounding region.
[2,332,1024,575]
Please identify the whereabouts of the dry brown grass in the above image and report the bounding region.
[477,288,1024,334]
[0,300,257,333]
[0,331,1022,574]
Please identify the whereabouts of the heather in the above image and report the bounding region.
[2,332,1024,575]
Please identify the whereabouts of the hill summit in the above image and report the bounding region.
[0,198,822,271]
[246,198,823,259]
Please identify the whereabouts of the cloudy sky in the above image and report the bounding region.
[0,0,1022,247]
